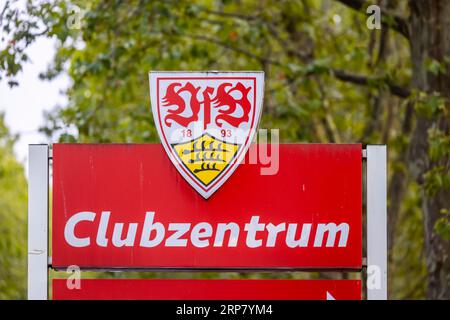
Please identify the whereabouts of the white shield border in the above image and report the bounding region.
[149,71,264,199]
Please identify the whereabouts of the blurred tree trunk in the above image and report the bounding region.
[408,0,450,299]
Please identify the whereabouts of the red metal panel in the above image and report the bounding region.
[52,279,361,300]
[52,144,362,269]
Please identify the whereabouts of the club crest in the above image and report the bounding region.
[149,71,264,199]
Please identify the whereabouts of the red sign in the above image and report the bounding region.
[52,144,362,269]
[53,279,361,300]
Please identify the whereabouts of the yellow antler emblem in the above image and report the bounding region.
[172,134,240,187]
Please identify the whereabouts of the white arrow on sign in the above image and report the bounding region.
[326,291,336,300]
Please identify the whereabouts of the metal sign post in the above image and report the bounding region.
[27,144,49,300]
[366,145,388,299]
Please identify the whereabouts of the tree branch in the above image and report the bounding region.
[200,7,312,62]
[335,0,410,39]
[332,69,411,98]
[185,33,411,98]
[199,8,260,21]
[185,34,281,66]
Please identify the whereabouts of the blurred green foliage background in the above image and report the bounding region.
[0,113,27,299]
[0,0,448,299]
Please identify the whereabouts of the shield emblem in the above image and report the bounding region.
[149,71,264,199]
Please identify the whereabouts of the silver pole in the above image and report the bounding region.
[366,145,387,300]
[27,144,49,300]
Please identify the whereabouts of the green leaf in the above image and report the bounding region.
[434,217,450,241]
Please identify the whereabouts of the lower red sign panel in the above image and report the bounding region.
[52,279,361,300]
